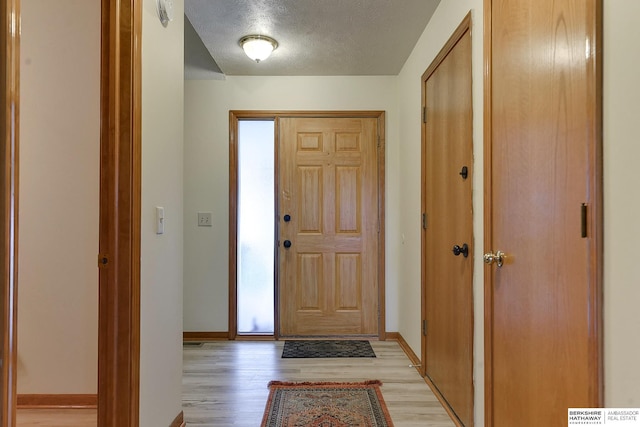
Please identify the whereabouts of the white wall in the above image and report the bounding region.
[183,76,400,332]
[17,0,100,394]
[139,0,184,425]
[396,0,484,422]
[603,0,640,407]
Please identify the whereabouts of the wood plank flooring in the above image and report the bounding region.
[16,340,456,426]
[16,409,96,426]
[183,340,455,427]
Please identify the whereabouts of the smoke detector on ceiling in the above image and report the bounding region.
[157,0,175,28]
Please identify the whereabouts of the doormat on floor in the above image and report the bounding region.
[282,340,376,358]
[182,342,203,347]
[261,380,394,427]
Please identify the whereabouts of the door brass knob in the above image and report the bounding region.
[483,250,505,267]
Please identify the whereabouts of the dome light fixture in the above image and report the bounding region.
[239,35,278,63]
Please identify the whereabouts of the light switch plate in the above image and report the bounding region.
[197,212,212,227]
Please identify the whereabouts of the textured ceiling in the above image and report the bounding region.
[184,0,441,76]
[184,15,224,80]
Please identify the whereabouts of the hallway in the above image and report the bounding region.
[183,340,455,427]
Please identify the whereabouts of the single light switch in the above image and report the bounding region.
[198,211,212,227]
[156,206,165,234]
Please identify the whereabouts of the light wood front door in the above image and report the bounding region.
[422,15,473,427]
[485,0,602,425]
[279,117,379,336]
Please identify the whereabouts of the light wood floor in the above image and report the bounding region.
[16,340,455,427]
[16,409,96,426]
[183,340,455,427]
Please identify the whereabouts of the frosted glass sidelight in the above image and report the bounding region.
[237,120,275,334]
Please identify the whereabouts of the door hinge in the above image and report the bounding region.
[581,203,588,238]
[422,213,428,230]
[377,135,381,148]
[422,106,427,124]
[98,254,109,268]
[422,319,428,336]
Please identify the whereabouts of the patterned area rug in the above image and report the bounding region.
[261,380,394,427]
[282,340,376,358]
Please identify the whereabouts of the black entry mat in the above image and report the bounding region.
[282,340,376,358]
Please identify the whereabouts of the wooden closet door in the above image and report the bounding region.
[485,0,602,425]
[422,18,474,427]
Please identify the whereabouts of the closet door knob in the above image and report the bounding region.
[483,250,505,267]
[452,244,469,258]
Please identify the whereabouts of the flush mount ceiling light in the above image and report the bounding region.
[239,35,278,63]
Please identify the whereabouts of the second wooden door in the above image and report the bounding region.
[422,16,474,427]
[279,117,380,336]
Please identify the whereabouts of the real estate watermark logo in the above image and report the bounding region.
[569,409,640,426]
